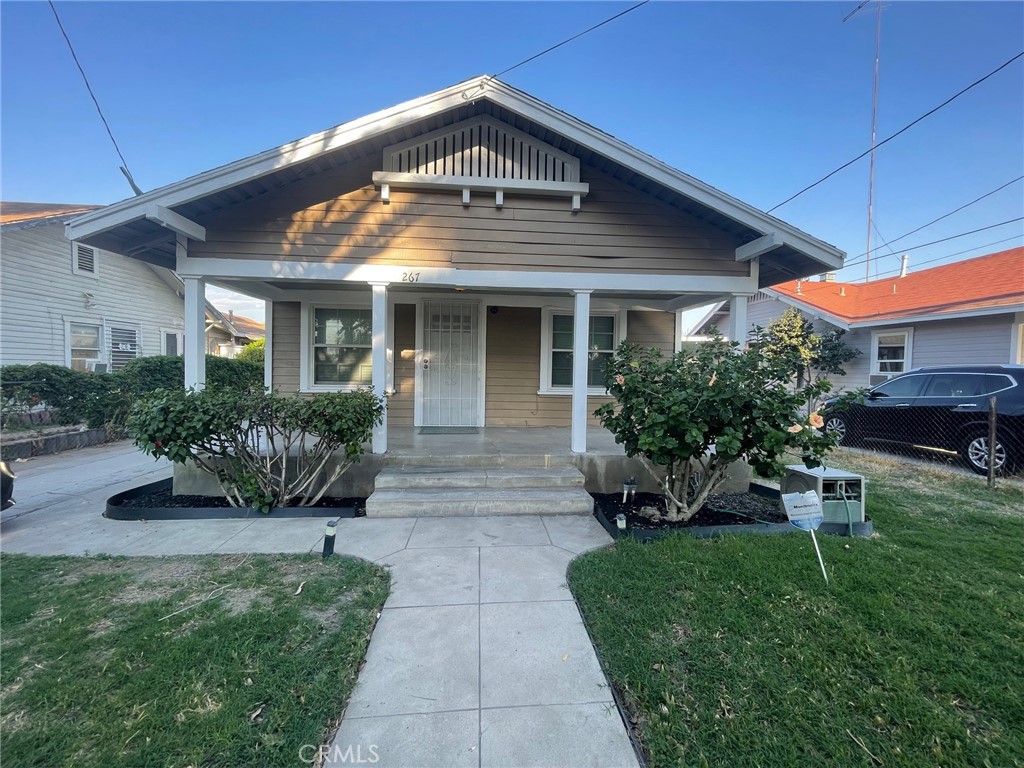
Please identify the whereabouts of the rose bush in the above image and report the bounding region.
[596,337,843,523]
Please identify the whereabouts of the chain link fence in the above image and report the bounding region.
[823,374,1022,485]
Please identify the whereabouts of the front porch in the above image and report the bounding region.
[172,425,753,503]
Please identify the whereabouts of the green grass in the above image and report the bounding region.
[569,451,1024,767]
[0,553,389,767]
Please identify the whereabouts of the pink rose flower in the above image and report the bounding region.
[809,412,824,429]
[615,375,625,385]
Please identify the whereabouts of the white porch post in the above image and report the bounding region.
[370,282,389,454]
[728,294,748,348]
[571,290,592,453]
[183,276,206,389]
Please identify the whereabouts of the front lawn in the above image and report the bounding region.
[570,451,1024,767]
[0,553,389,767]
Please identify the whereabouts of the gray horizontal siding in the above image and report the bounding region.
[0,222,184,367]
[910,314,1013,367]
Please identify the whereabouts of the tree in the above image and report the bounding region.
[235,338,265,365]
[596,338,838,523]
[751,308,859,412]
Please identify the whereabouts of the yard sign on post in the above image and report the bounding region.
[782,490,828,583]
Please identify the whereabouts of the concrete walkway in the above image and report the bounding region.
[0,441,640,768]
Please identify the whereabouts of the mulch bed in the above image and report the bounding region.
[593,491,786,531]
[115,484,365,513]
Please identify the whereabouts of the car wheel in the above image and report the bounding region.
[825,415,849,445]
[962,431,1011,475]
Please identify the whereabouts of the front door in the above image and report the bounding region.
[419,301,481,427]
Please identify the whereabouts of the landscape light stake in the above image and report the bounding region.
[616,513,627,532]
[322,520,338,559]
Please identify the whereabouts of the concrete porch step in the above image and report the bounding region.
[374,466,585,490]
[385,453,578,469]
[366,487,594,517]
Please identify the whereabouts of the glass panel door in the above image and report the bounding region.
[421,301,479,426]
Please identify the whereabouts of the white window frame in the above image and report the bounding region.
[64,319,105,371]
[300,301,375,392]
[161,328,184,356]
[539,307,627,395]
[71,242,99,278]
[870,327,913,376]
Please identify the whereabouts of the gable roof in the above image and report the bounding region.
[66,76,843,284]
[2,202,101,228]
[768,247,1024,328]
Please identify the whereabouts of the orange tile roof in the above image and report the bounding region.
[0,202,102,225]
[771,247,1024,324]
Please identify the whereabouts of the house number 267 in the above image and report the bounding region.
[401,272,421,283]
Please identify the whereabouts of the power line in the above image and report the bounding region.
[847,175,1024,264]
[47,0,141,195]
[851,234,1024,281]
[841,217,1024,270]
[767,50,1024,213]
[463,1,651,99]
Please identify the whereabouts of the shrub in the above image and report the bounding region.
[234,338,265,365]
[0,356,265,436]
[128,388,384,511]
[596,338,841,523]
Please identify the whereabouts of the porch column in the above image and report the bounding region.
[571,289,592,453]
[728,294,748,348]
[183,276,206,389]
[370,282,389,454]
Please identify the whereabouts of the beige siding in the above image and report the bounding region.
[485,306,610,427]
[626,310,675,355]
[271,301,300,393]
[193,153,746,276]
[389,303,416,427]
[0,221,184,366]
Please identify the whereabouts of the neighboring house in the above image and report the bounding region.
[704,247,1023,390]
[0,203,187,371]
[67,76,844,455]
[204,305,264,358]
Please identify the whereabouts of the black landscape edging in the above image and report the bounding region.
[594,484,874,541]
[105,478,359,520]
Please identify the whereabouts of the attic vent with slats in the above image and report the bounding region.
[73,243,97,276]
[108,326,140,370]
[373,116,589,211]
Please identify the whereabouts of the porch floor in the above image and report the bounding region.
[385,426,624,458]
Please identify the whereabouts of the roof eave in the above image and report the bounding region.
[67,76,844,272]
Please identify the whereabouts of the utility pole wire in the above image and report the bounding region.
[767,50,1024,213]
[494,1,650,80]
[846,175,1024,264]
[840,217,1024,270]
[48,0,142,195]
[463,0,651,100]
[850,234,1023,281]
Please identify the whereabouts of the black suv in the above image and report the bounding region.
[823,365,1024,475]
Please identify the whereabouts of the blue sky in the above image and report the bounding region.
[2,1,1022,321]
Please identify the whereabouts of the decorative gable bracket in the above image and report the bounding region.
[372,116,589,211]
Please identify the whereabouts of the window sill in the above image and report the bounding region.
[537,388,612,397]
[300,384,368,394]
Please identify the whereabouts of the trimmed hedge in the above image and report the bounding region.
[0,356,264,433]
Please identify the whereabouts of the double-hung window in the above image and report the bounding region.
[311,307,373,388]
[69,322,103,371]
[871,328,913,375]
[542,310,622,393]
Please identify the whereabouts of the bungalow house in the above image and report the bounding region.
[65,77,845,502]
[0,202,265,368]
[737,247,1024,390]
[0,203,186,370]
